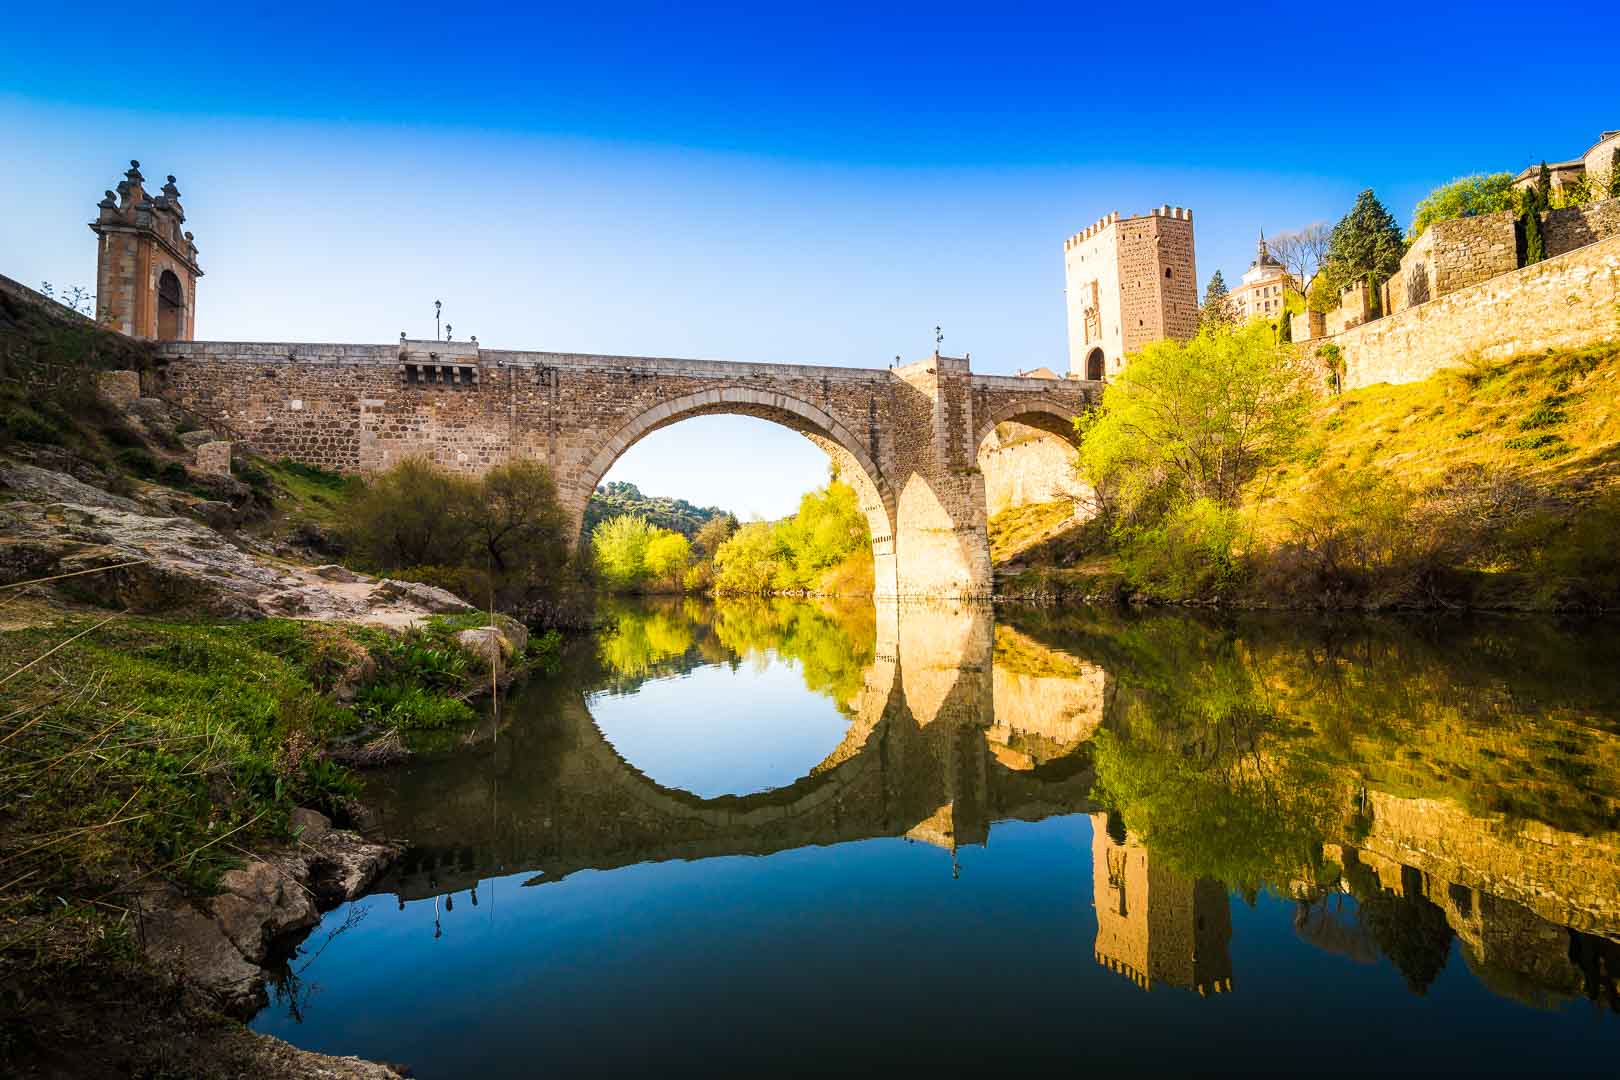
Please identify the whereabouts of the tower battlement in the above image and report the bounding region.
[1062,203,1197,379]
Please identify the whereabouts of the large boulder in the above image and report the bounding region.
[138,811,399,1017]
[370,578,476,614]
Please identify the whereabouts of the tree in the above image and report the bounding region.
[1077,321,1311,520]
[591,514,658,589]
[1407,173,1516,240]
[644,530,693,588]
[1609,148,1620,198]
[772,480,870,589]
[1266,224,1331,299]
[347,456,476,568]
[1318,190,1405,313]
[467,459,569,577]
[693,513,739,558]
[713,521,783,594]
[1200,270,1233,329]
[1522,192,1546,265]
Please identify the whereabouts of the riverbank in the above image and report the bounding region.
[993,341,1620,612]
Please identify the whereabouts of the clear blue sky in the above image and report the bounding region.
[4,3,1616,517]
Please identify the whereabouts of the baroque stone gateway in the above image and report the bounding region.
[99,165,1105,598]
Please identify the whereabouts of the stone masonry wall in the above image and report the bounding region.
[979,427,1087,516]
[1544,197,1620,259]
[1323,232,1620,389]
[1427,211,1519,296]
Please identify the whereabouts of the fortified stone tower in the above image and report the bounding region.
[89,161,202,340]
[1091,813,1233,995]
[1063,205,1197,380]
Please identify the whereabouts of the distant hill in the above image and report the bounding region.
[584,481,729,538]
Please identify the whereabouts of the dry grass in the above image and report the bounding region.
[1250,341,1620,543]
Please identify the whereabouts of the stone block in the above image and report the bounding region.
[194,441,233,476]
[96,370,141,408]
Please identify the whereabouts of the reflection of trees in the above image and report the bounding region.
[592,596,876,709]
[1342,858,1454,996]
[1005,606,1620,838]
[711,598,875,708]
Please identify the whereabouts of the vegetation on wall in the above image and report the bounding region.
[1407,173,1517,240]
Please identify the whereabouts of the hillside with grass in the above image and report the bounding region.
[583,480,728,539]
[999,338,1620,610]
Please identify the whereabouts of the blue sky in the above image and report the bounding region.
[4,3,1617,517]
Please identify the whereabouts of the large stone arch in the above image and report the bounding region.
[571,386,900,597]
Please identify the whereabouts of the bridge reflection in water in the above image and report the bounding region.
[366,600,1620,1011]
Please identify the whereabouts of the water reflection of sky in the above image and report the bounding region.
[585,653,853,798]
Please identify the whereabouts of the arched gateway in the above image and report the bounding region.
[152,340,1098,597]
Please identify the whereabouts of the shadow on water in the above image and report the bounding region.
[258,599,1620,1072]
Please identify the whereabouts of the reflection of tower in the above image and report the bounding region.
[1090,814,1233,995]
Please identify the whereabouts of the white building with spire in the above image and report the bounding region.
[1225,235,1294,323]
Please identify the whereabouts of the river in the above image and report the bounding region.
[252,598,1620,1075]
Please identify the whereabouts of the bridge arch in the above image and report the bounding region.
[973,396,1086,450]
[572,386,900,597]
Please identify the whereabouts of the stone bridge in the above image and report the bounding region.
[152,340,1098,597]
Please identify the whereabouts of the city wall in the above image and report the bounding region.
[1325,232,1620,389]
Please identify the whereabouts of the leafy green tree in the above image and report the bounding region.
[467,459,569,577]
[1609,148,1620,198]
[591,514,658,589]
[1316,190,1405,314]
[644,530,693,588]
[693,513,739,558]
[772,480,870,589]
[1077,321,1311,522]
[1407,173,1516,240]
[1200,270,1233,329]
[347,456,476,568]
[713,521,784,594]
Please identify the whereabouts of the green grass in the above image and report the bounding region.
[0,615,490,913]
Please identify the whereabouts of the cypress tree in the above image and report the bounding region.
[1609,148,1620,198]
[1524,203,1545,265]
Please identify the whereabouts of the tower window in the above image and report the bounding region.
[1165,268,1173,278]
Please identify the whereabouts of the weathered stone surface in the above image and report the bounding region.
[290,807,333,843]
[0,462,143,513]
[0,467,468,625]
[194,439,232,476]
[96,369,141,407]
[178,427,219,449]
[139,895,267,1014]
[313,563,364,582]
[370,577,476,614]
[139,816,399,1018]
[210,861,317,964]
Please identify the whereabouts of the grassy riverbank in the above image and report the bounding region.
[997,340,1620,610]
[0,609,555,1076]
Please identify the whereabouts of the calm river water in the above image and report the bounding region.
[253,598,1620,1075]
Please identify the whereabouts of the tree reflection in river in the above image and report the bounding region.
[258,601,1620,1074]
